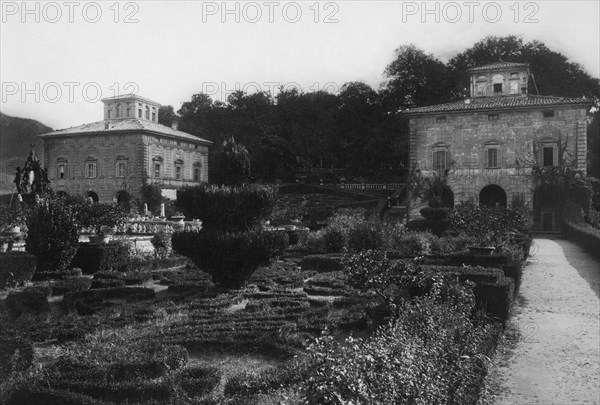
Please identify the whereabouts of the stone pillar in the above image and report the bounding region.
[575,120,587,174]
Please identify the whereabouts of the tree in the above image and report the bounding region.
[210,137,251,186]
[447,35,600,103]
[382,44,451,112]
[158,105,177,127]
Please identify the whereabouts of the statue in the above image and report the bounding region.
[13,167,23,194]
[16,148,50,195]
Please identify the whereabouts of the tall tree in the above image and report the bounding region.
[382,44,451,112]
[158,105,177,127]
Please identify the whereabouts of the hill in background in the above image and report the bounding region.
[0,112,52,195]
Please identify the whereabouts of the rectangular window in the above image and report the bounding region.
[116,162,126,178]
[488,114,499,121]
[493,83,502,93]
[486,149,499,168]
[154,163,161,178]
[436,116,446,122]
[138,109,142,118]
[510,72,519,78]
[175,165,182,180]
[543,110,555,118]
[193,167,200,182]
[543,147,555,167]
[433,150,449,171]
[58,165,65,179]
[126,108,131,117]
[85,162,97,178]
[152,112,156,122]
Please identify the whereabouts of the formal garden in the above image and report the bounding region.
[0,180,569,405]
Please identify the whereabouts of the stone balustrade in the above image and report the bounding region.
[80,219,203,235]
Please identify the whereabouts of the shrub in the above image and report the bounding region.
[5,290,50,318]
[75,203,126,236]
[0,337,34,378]
[172,228,287,289]
[449,202,530,247]
[298,254,344,273]
[343,250,416,308]
[71,241,131,274]
[176,184,277,232]
[179,365,222,398]
[140,183,163,215]
[0,252,36,289]
[51,277,93,296]
[151,230,172,258]
[563,219,600,259]
[406,218,450,236]
[393,232,432,257]
[303,276,499,405]
[419,207,450,220]
[25,198,79,272]
[348,220,385,252]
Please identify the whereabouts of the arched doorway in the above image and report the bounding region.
[115,190,131,212]
[479,185,507,207]
[84,191,99,203]
[533,184,562,231]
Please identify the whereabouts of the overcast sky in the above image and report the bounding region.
[1,0,599,130]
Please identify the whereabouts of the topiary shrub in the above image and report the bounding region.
[172,228,288,289]
[71,241,131,274]
[0,252,36,289]
[25,198,79,273]
[5,289,50,318]
[176,184,277,232]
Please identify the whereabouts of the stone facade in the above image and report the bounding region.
[404,61,593,230]
[40,94,212,204]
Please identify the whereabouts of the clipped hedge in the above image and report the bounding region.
[71,241,131,274]
[0,252,36,289]
[172,228,288,289]
[563,220,600,259]
[4,384,109,405]
[5,289,50,318]
[298,254,344,273]
[474,276,515,322]
[51,277,93,296]
[179,365,222,398]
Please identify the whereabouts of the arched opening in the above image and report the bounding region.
[84,191,99,203]
[479,185,507,207]
[533,184,562,231]
[115,190,131,212]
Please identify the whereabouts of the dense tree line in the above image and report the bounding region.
[158,36,599,183]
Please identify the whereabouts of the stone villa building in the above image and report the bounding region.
[404,61,593,231]
[39,94,212,207]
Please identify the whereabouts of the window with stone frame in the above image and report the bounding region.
[85,161,97,179]
[432,146,450,172]
[56,158,68,180]
[193,163,202,182]
[539,143,558,167]
[174,159,183,181]
[115,161,126,178]
[484,146,502,168]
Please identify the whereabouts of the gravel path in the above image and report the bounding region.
[491,237,600,405]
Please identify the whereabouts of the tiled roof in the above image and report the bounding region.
[403,95,592,115]
[467,61,529,73]
[100,93,161,105]
[39,118,212,144]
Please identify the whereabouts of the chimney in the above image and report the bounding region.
[171,120,179,130]
[104,121,109,129]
